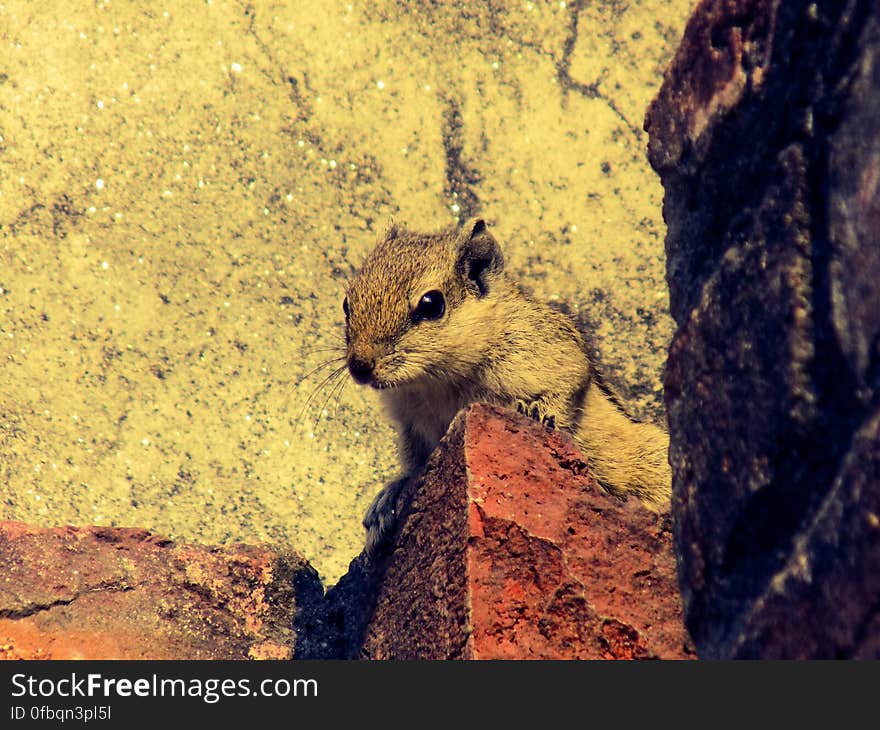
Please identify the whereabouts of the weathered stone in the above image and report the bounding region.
[828,14,880,397]
[645,0,777,174]
[665,145,821,631]
[729,407,880,658]
[359,404,692,660]
[647,0,880,657]
[0,522,323,660]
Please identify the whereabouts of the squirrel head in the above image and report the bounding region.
[343,217,505,389]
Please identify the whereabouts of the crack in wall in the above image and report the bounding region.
[0,579,139,621]
[557,0,643,139]
[237,1,316,126]
[441,96,482,222]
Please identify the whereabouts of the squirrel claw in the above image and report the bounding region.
[515,399,557,429]
[363,476,409,555]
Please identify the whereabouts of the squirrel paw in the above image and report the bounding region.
[515,399,557,429]
[363,476,409,555]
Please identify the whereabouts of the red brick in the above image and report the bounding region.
[361,404,693,659]
[0,522,320,660]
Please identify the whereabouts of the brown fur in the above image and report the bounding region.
[345,219,671,550]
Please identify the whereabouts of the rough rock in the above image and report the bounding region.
[645,0,880,657]
[0,522,323,660]
[357,404,692,660]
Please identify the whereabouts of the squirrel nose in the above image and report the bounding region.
[347,354,375,384]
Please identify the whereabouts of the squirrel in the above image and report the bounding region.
[343,218,671,552]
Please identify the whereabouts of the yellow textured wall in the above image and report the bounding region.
[0,0,695,583]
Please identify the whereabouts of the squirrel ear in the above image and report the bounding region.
[458,218,504,295]
[468,217,487,237]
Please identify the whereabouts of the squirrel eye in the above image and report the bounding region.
[342,297,350,318]
[413,290,445,322]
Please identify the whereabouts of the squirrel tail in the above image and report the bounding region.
[574,382,672,511]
